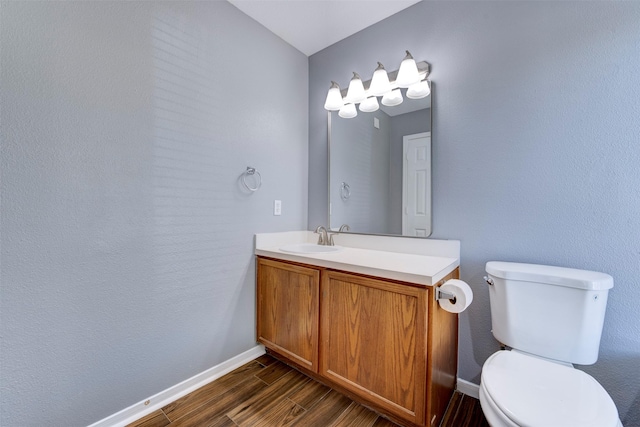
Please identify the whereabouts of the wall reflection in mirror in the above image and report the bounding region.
[329,93,431,237]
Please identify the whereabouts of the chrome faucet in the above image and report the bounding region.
[314,226,329,245]
[327,224,350,246]
[316,224,350,246]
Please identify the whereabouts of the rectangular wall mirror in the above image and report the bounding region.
[328,90,432,237]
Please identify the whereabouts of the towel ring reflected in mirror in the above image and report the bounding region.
[340,182,351,201]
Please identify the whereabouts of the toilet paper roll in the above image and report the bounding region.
[438,279,473,314]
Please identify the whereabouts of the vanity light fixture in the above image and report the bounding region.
[324,81,343,111]
[381,89,403,107]
[406,79,431,99]
[369,62,392,96]
[345,72,366,104]
[359,96,379,113]
[323,50,429,118]
[395,51,421,88]
[338,103,358,119]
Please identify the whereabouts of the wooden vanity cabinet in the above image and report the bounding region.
[256,257,320,372]
[256,256,458,427]
[321,270,428,424]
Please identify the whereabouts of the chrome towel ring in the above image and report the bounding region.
[242,167,262,192]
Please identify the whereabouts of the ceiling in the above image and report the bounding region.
[227,0,422,56]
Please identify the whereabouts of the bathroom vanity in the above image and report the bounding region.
[255,232,461,427]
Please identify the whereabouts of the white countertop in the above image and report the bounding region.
[255,231,460,286]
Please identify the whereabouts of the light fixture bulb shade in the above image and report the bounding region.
[359,96,379,113]
[396,50,420,88]
[369,62,391,97]
[345,72,366,104]
[406,80,431,99]
[381,89,403,107]
[338,103,358,119]
[324,81,344,111]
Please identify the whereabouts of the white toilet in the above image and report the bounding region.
[479,261,622,427]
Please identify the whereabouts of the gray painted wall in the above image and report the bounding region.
[1,2,308,425]
[309,1,640,424]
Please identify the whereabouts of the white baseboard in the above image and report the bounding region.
[88,345,266,427]
[456,378,480,399]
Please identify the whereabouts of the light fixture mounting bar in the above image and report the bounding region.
[339,61,430,97]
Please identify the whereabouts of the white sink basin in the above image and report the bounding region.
[279,243,343,254]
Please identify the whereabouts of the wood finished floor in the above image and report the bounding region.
[127,355,489,427]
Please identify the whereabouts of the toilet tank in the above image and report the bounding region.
[485,261,613,365]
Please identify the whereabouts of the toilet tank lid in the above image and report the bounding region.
[486,262,613,290]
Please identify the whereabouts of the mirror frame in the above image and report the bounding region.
[327,84,433,238]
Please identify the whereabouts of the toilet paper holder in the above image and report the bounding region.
[436,287,457,303]
[436,279,473,313]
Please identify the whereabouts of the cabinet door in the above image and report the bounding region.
[257,258,320,372]
[320,270,428,425]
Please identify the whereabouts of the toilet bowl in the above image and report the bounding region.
[479,350,622,427]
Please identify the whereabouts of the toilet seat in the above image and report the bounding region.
[479,381,518,427]
[481,351,619,427]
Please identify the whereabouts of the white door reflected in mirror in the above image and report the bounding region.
[402,132,431,237]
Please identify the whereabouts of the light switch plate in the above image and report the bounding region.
[274,200,282,216]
